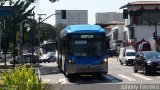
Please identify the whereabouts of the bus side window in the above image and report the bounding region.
[63,40,66,47]
[67,41,73,55]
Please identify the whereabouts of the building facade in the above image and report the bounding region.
[55,10,88,26]
[105,21,124,49]
[121,1,160,51]
[96,12,124,24]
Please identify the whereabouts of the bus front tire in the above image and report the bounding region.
[64,69,71,78]
[64,65,71,78]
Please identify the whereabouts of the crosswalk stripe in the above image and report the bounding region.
[117,74,136,81]
[132,73,152,80]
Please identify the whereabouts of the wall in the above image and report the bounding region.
[134,25,160,42]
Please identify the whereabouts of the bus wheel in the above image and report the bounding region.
[64,64,70,78]
[66,72,71,78]
[64,68,71,78]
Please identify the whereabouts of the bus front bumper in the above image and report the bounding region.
[66,63,108,74]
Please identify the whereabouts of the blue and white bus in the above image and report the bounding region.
[56,24,109,77]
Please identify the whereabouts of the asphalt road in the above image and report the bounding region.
[39,57,160,90]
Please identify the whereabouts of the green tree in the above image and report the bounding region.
[22,0,59,3]
[54,23,66,35]
[2,0,35,45]
[39,23,57,42]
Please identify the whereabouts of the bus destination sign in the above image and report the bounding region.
[81,35,93,38]
[70,34,102,39]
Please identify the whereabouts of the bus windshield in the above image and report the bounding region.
[68,40,105,57]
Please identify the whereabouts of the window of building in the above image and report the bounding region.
[130,11,160,25]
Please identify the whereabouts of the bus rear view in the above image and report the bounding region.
[56,24,109,77]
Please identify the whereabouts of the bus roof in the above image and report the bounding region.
[59,24,105,37]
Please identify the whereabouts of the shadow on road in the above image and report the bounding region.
[67,74,122,84]
[39,65,61,75]
[137,71,160,76]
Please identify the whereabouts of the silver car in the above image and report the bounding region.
[10,53,39,64]
[39,52,55,63]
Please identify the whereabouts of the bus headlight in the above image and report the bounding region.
[68,60,75,64]
[103,58,108,63]
[68,60,72,63]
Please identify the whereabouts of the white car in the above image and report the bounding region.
[119,48,136,66]
[39,52,55,63]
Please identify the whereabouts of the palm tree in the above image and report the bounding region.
[0,0,58,5]
[24,0,58,3]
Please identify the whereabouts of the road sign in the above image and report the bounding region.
[0,6,13,16]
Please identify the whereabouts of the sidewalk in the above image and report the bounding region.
[0,61,41,69]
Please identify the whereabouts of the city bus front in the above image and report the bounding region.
[65,34,108,75]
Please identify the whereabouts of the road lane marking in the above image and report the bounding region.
[132,73,152,80]
[117,74,136,81]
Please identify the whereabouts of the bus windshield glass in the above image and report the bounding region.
[68,40,105,57]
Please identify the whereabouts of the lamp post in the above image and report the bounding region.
[37,14,46,66]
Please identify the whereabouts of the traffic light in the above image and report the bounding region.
[153,32,157,40]
[61,10,66,19]
[123,9,128,19]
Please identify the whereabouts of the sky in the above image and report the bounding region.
[33,0,157,26]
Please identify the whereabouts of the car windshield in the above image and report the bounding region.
[144,52,160,59]
[41,54,49,58]
[126,52,136,56]
[47,52,55,55]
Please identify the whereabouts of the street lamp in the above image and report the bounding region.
[37,14,46,66]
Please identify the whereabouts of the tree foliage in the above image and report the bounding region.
[54,23,66,35]
[39,23,57,42]
[0,0,60,45]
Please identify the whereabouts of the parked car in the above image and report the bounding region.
[138,42,151,52]
[133,51,160,75]
[118,47,125,61]
[47,52,56,62]
[119,48,136,66]
[39,52,55,63]
[107,49,118,57]
[10,53,39,64]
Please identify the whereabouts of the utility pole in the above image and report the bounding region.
[154,24,158,51]
[31,11,35,65]
[37,14,46,66]
[3,18,6,66]
[13,6,16,67]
